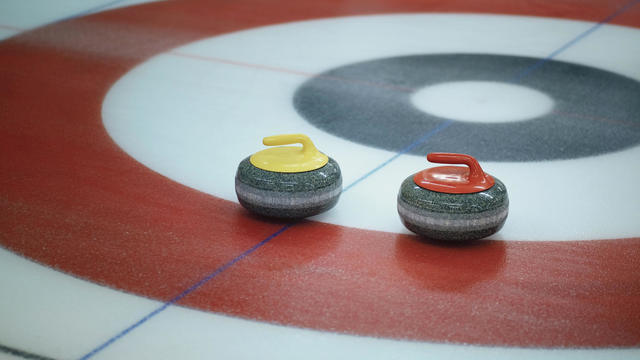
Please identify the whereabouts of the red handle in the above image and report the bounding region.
[427,153,485,183]
[414,153,494,194]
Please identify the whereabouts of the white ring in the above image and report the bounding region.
[102,14,640,241]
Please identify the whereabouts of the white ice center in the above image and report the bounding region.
[410,81,554,123]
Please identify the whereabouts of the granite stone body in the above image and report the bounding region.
[235,156,342,218]
[397,175,508,241]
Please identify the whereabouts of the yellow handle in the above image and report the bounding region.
[250,133,328,173]
[262,134,318,160]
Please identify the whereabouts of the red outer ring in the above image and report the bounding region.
[1,0,639,348]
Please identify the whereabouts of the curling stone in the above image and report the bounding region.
[397,153,508,241]
[235,134,342,218]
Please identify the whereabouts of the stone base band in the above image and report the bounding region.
[397,198,508,232]
[235,179,342,210]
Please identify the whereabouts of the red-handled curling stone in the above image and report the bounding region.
[397,153,508,241]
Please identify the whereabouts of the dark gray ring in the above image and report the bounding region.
[293,54,640,162]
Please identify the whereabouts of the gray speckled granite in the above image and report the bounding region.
[235,156,341,218]
[397,175,508,241]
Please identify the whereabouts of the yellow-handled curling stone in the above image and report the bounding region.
[235,134,342,218]
[397,153,508,241]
